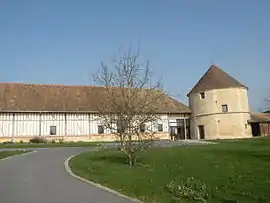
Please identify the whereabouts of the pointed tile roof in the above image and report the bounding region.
[187,65,247,96]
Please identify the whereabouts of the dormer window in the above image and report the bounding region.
[200,92,205,99]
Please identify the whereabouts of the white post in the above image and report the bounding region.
[64,113,67,136]
[39,112,42,136]
[11,113,15,143]
[184,118,187,140]
[88,113,91,138]
[167,117,171,140]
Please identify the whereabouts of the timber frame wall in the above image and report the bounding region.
[0,112,190,142]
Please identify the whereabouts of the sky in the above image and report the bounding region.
[0,0,269,111]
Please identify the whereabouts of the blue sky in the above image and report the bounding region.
[0,0,269,111]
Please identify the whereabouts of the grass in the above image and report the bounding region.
[0,150,31,159]
[70,137,270,203]
[0,141,99,149]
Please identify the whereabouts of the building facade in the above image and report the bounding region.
[248,113,270,137]
[0,83,191,143]
[0,65,269,142]
[188,65,253,139]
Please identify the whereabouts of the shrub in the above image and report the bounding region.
[166,177,215,202]
[29,136,47,144]
[58,138,64,144]
[3,141,14,144]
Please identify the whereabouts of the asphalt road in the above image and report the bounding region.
[0,147,136,203]
[0,140,212,203]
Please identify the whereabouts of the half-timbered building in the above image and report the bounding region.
[0,83,191,142]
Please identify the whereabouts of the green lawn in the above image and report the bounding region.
[0,150,31,159]
[0,142,99,149]
[70,137,270,203]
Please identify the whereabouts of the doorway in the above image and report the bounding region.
[198,125,205,139]
[251,123,260,137]
[169,126,185,140]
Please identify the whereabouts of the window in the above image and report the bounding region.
[222,104,228,112]
[200,92,205,99]
[140,124,145,133]
[50,126,56,135]
[117,120,127,133]
[158,124,163,132]
[98,125,104,134]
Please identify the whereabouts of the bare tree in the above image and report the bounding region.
[93,49,163,166]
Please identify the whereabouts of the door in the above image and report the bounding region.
[198,125,205,139]
[177,127,185,140]
[251,123,260,137]
[169,126,177,140]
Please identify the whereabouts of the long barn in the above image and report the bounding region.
[0,83,191,143]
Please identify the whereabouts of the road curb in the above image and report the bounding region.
[64,152,143,203]
[1,150,37,161]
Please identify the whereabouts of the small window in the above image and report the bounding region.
[98,125,104,134]
[200,92,205,99]
[117,120,127,133]
[140,124,145,133]
[222,104,228,112]
[50,126,56,135]
[158,124,163,132]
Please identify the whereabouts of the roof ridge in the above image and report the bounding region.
[0,82,167,91]
[0,82,109,88]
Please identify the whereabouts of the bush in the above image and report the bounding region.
[29,136,47,144]
[166,177,215,202]
[58,138,64,144]
[3,141,14,144]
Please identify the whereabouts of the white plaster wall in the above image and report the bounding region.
[40,113,65,136]
[14,113,40,136]
[0,113,13,137]
[150,114,169,132]
[66,113,89,136]
[90,114,98,134]
[0,113,172,138]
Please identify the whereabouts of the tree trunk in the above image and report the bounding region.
[124,150,137,166]
[128,152,136,166]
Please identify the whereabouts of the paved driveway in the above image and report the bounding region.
[0,147,135,203]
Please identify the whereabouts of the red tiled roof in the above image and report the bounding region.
[249,113,270,123]
[0,83,191,113]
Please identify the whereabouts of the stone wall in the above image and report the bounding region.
[189,87,252,139]
[260,123,270,136]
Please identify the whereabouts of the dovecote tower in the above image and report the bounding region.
[187,65,252,139]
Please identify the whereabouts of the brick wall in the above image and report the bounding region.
[260,123,270,136]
